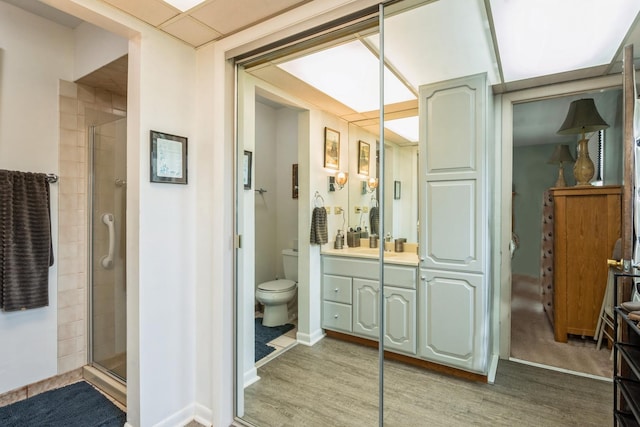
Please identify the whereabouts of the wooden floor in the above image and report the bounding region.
[242,337,611,427]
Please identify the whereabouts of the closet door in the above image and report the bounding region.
[417,74,489,373]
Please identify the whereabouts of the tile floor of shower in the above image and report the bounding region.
[255,312,298,368]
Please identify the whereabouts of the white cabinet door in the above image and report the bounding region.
[418,269,486,372]
[418,74,489,374]
[384,287,416,355]
[353,278,379,339]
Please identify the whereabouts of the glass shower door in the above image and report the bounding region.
[90,117,127,382]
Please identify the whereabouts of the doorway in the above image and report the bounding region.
[501,80,624,379]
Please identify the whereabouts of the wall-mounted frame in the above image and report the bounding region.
[150,130,187,184]
[292,164,299,199]
[243,150,253,190]
[358,140,370,176]
[324,127,340,170]
[394,180,401,200]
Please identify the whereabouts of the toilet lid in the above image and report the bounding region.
[258,279,296,292]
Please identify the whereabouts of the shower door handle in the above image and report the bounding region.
[101,213,115,269]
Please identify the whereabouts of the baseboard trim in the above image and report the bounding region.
[325,330,488,383]
[296,328,325,346]
[487,354,499,384]
[508,357,612,382]
[243,367,260,389]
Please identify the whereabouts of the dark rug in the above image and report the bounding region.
[0,381,126,427]
[255,317,295,362]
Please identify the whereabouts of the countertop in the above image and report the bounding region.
[321,245,420,266]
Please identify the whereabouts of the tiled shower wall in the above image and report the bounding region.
[57,80,125,374]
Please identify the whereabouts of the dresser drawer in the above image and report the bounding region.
[322,301,352,333]
[323,275,352,304]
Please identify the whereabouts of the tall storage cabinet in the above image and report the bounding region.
[551,185,621,342]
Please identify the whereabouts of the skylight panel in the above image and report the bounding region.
[277,40,415,113]
[490,0,640,82]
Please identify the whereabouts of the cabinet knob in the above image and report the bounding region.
[334,288,339,293]
[420,276,426,281]
[334,314,339,319]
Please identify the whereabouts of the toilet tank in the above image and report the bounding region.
[282,249,298,282]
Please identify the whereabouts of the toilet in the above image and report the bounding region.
[256,249,298,327]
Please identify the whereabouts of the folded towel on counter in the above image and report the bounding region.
[369,206,379,236]
[310,207,328,245]
[0,170,53,311]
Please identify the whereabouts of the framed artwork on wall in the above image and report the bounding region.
[150,130,188,184]
[324,127,340,170]
[358,140,370,176]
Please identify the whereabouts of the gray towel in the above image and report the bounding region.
[0,170,53,311]
[310,207,328,245]
[369,206,379,236]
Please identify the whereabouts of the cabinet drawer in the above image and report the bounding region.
[323,275,352,304]
[322,301,352,333]
[323,256,416,289]
[385,265,416,289]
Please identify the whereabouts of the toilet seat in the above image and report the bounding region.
[258,279,296,293]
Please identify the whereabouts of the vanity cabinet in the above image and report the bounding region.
[322,256,417,355]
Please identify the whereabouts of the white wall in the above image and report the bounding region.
[255,102,300,285]
[255,102,278,285]
[275,108,300,270]
[74,21,128,80]
[0,1,73,394]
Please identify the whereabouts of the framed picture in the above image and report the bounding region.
[243,151,252,190]
[358,140,370,176]
[394,180,401,200]
[150,130,187,184]
[324,127,340,170]
[292,164,299,199]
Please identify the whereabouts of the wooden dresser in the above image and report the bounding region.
[550,185,621,343]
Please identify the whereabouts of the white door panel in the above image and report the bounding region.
[384,287,416,354]
[418,269,486,372]
[425,180,478,268]
[353,278,379,339]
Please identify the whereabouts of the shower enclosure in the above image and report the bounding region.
[89,117,127,382]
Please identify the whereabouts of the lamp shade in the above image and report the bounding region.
[557,98,609,135]
[547,144,575,164]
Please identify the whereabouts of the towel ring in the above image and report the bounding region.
[314,191,325,208]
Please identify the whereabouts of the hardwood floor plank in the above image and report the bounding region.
[243,337,611,426]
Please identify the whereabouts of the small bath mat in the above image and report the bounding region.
[255,317,295,362]
[0,381,126,427]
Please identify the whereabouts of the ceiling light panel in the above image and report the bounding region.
[277,40,415,113]
[385,116,419,142]
[490,0,640,82]
[162,0,206,12]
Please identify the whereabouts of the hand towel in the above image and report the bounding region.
[310,207,328,245]
[0,170,53,311]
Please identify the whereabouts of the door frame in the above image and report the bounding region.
[497,73,624,358]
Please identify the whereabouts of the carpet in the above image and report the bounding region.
[0,381,126,427]
[255,318,295,362]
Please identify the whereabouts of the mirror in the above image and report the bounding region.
[347,122,419,243]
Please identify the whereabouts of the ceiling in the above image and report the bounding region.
[5,0,640,146]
